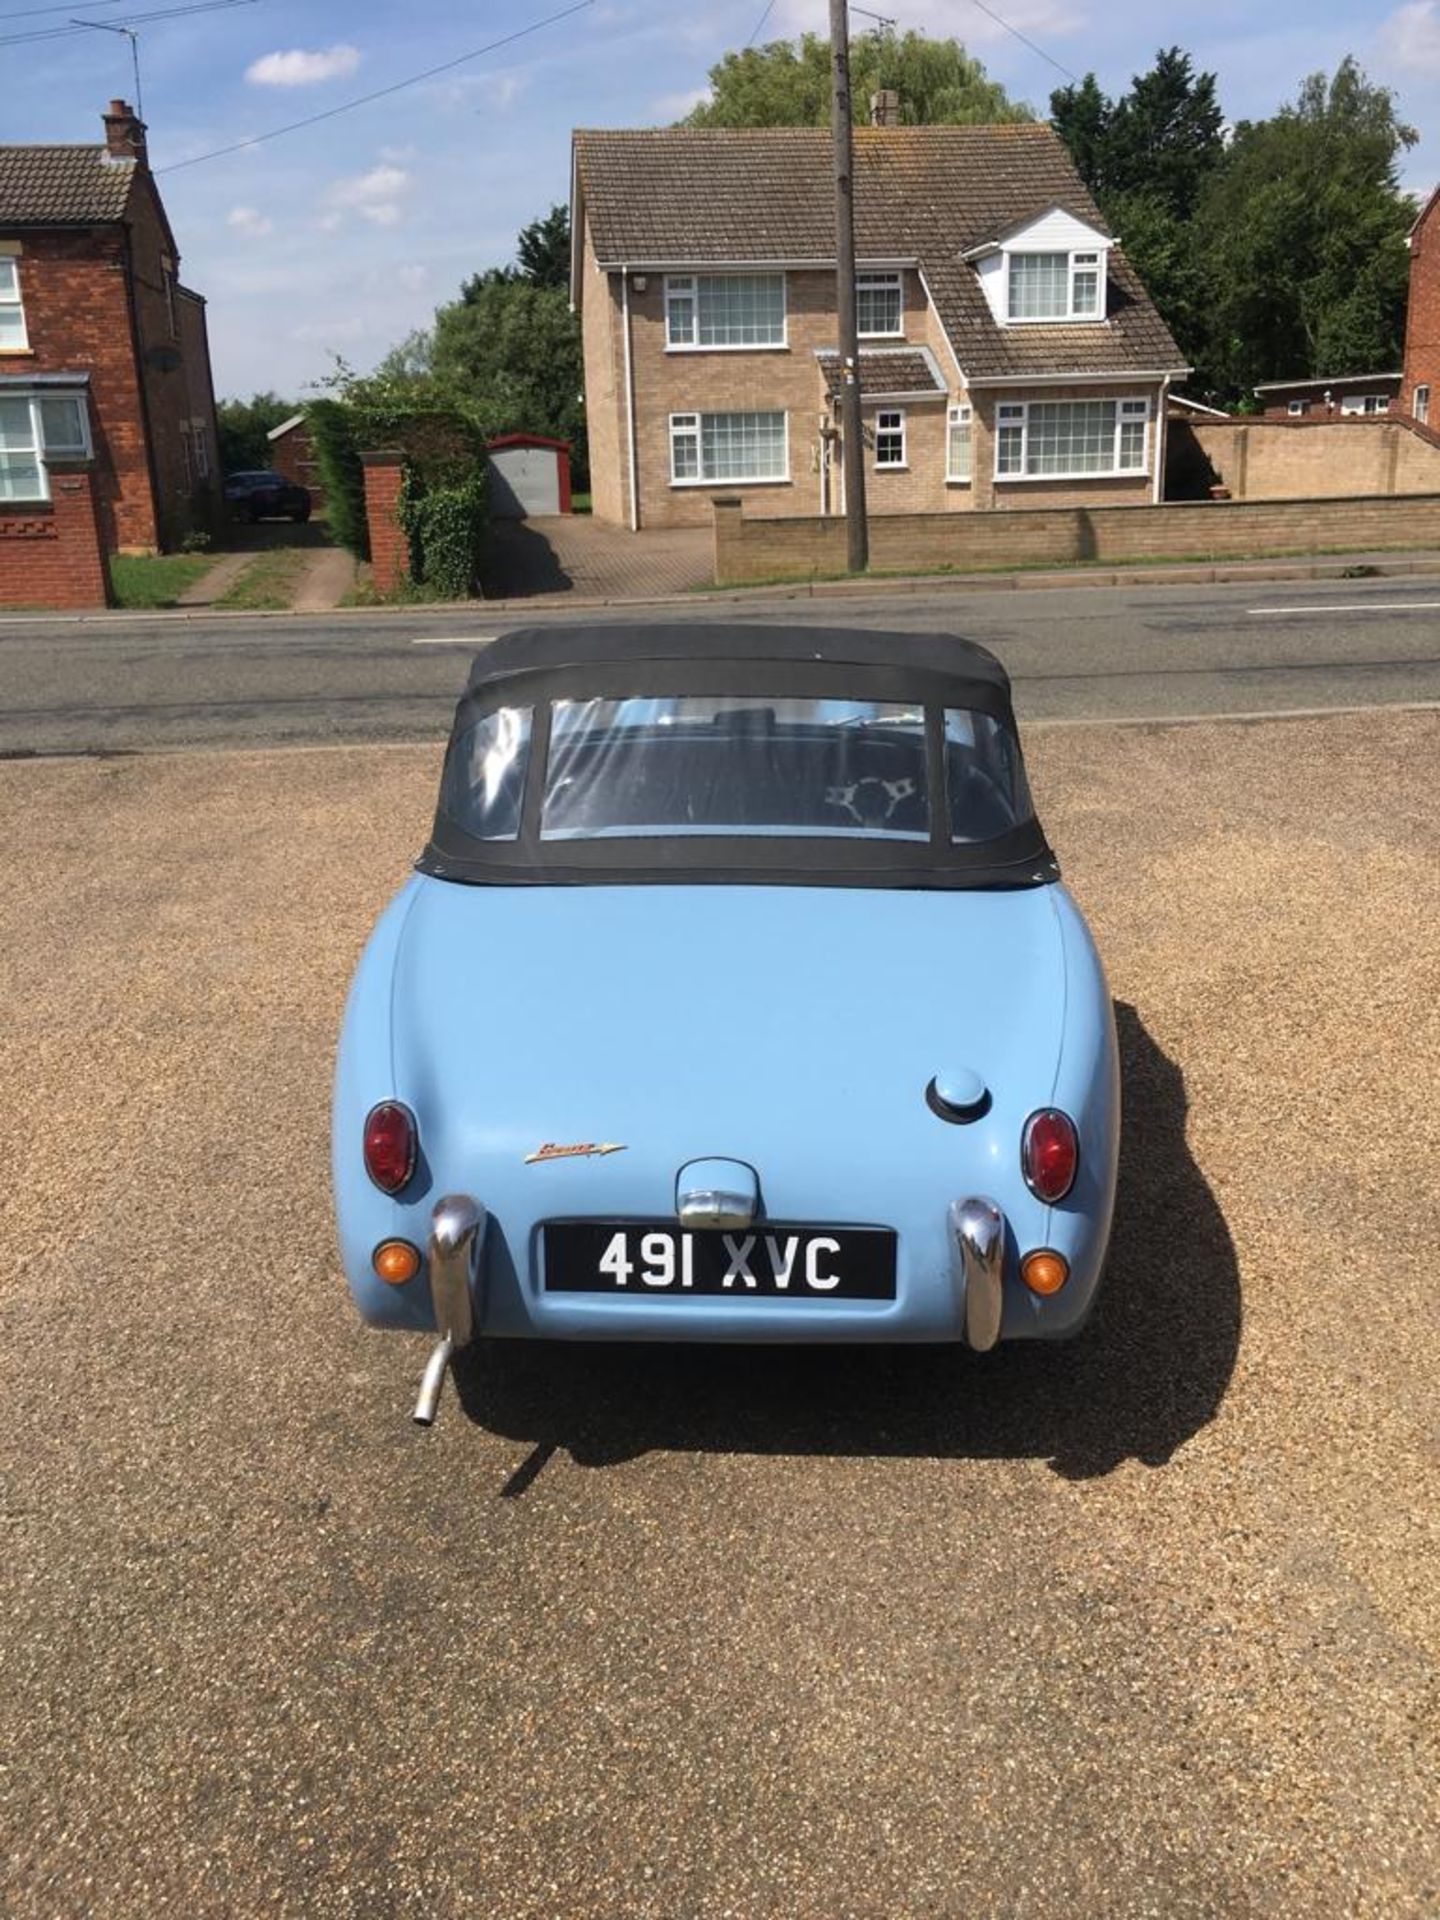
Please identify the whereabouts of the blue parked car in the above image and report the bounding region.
[333,624,1121,1424]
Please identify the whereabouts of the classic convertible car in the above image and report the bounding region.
[333,624,1120,1424]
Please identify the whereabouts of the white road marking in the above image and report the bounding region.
[411,634,499,646]
[1247,601,1440,616]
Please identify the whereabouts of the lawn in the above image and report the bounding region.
[109,552,214,609]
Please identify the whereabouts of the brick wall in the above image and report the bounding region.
[712,490,1440,586]
[0,456,111,608]
[1173,417,1440,500]
[1402,195,1440,423]
[580,223,626,527]
[360,451,408,594]
[268,418,327,506]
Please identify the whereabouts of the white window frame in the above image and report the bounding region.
[0,388,91,502]
[1004,248,1107,324]
[993,395,1150,481]
[0,255,29,353]
[873,408,906,469]
[664,273,787,352]
[1415,384,1431,425]
[668,410,790,487]
[856,271,903,339]
[1288,399,1307,417]
[946,403,973,484]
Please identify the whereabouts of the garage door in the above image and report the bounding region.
[488,446,561,518]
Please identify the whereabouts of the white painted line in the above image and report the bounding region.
[1027,700,1440,730]
[1247,600,1440,616]
[411,634,499,646]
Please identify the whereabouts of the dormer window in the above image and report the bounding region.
[1007,249,1104,322]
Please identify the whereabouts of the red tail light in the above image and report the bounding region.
[363,1101,417,1194]
[1022,1108,1078,1202]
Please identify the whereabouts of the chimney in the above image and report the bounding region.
[870,89,901,127]
[102,99,147,166]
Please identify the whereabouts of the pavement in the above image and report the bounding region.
[1,707,1437,1917]
[2,571,1440,755]
[486,515,713,600]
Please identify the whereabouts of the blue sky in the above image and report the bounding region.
[7,0,1436,399]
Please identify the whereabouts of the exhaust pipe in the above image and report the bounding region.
[413,1335,455,1427]
[412,1194,485,1427]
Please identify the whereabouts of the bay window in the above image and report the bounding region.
[946,404,973,482]
[0,388,90,501]
[994,397,1148,479]
[1007,249,1105,322]
[665,273,786,349]
[856,272,903,337]
[670,410,788,484]
[0,257,28,352]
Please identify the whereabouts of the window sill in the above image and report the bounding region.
[874,463,908,473]
[995,469,1149,483]
[1001,316,1107,328]
[670,475,791,489]
[0,347,36,357]
[857,330,906,341]
[945,478,973,487]
[664,343,789,355]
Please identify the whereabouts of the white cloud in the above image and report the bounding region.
[226,205,273,238]
[475,70,527,109]
[245,44,361,88]
[1382,0,1440,74]
[650,86,709,120]
[396,264,429,291]
[379,144,418,163]
[323,163,414,228]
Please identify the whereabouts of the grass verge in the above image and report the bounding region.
[109,552,214,609]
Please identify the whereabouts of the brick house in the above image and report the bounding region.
[1252,373,1400,419]
[0,99,221,552]
[569,124,1188,530]
[1402,186,1440,429]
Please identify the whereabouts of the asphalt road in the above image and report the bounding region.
[4,713,1436,1917]
[3,571,1440,753]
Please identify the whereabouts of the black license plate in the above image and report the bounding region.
[543,1224,896,1299]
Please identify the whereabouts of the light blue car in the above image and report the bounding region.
[333,624,1120,1424]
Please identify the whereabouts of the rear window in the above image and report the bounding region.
[542,696,931,841]
[436,696,1033,848]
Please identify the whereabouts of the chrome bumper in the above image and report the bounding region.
[950,1196,1005,1351]
[412,1193,486,1427]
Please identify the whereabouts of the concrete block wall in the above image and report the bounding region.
[712,491,1440,586]
[0,457,112,608]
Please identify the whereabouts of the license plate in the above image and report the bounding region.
[543,1224,896,1299]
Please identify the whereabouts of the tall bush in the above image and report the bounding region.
[397,463,490,599]
[306,399,368,559]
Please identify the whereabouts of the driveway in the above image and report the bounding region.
[486,513,712,600]
[1,708,1435,1917]
[177,517,357,612]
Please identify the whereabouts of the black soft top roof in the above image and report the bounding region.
[419,623,1055,891]
[461,622,1017,717]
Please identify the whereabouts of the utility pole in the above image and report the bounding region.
[829,0,868,572]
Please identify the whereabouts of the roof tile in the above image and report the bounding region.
[0,145,135,225]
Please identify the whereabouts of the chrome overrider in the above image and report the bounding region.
[413,1193,486,1427]
[950,1196,1005,1351]
[676,1189,757,1231]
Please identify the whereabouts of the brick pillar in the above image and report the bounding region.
[45,457,111,608]
[360,450,409,596]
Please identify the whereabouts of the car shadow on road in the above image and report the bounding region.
[452,1003,1241,1485]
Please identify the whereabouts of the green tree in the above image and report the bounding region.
[1050,51,1226,383]
[685,29,1031,127]
[1194,58,1416,395]
[430,275,585,475]
[215,391,296,472]
[517,205,571,289]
